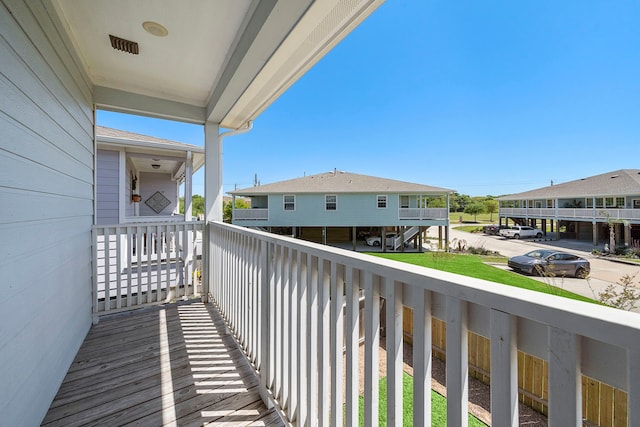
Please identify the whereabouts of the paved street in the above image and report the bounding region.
[429,225,640,311]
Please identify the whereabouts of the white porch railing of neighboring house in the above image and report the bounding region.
[207,221,640,426]
[500,207,640,221]
[399,207,449,220]
[233,208,269,220]
[93,220,204,316]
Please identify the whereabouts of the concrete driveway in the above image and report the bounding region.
[432,226,640,311]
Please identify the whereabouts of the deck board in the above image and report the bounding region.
[42,301,283,426]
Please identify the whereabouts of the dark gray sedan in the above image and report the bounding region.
[508,249,590,278]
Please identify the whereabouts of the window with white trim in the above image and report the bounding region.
[284,195,295,211]
[400,195,409,209]
[325,195,337,211]
[377,195,387,208]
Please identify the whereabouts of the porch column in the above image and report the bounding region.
[625,223,631,246]
[204,122,223,222]
[184,150,193,220]
[352,226,357,251]
[592,222,598,247]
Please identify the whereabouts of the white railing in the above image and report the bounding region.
[233,208,269,220]
[501,207,640,221]
[207,221,640,426]
[399,207,448,220]
[93,220,204,316]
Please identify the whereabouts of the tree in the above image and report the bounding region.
[223,198,250,223]
[179,194,205,218]
[450,193,472,212]
[484,199,498,221]
[463,202,485,222]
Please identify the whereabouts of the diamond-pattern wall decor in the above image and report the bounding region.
[145,191,171,214]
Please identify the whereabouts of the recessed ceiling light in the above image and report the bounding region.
[142,21,168,37]
[151,164,161,169]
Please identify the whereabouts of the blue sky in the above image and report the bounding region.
[97,1,640,197]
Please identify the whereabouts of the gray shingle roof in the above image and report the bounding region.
[498,169,640,200]
[96,126,204,152]
[230,171,455,195]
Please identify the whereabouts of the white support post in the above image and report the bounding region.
[386,279,403,427]
[490,309,518,427]
[204,122,222,222]
[184,150,193,220]
[318,258,331,426]
[363,272,380,427]
[548,326,582,426]
[306,256,319,427]
[258,240,272,407]
[345,267,360,427]
[446,296,469,427]
[413,287,432,427]
[296,251,308,425]
[330,263,345,427]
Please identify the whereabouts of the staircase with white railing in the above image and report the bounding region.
[390,226,421,250]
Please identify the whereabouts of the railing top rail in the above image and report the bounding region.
[209,221,640,351]
[93,220,205,230]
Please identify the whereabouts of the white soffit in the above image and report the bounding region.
[52,0,253,107]
[51,0,385,128]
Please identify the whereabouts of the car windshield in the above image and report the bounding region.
[524,250,555,259]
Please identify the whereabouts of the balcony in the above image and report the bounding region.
[399,207,449,220]
[52,220,640,426]
[233,208,269,221]
[500,207,640,222]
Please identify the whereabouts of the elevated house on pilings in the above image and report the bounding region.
[4,1,640,426]
[230,170,454,251]
[498,169,640,247]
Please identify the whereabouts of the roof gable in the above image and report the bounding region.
[231,171,455,195]
[499,169,640,200]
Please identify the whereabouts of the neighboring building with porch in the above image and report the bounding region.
[498,169,640,247]
[230,170,454,250]
[96,126,204,224]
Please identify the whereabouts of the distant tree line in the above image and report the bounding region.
[450,193,500,221]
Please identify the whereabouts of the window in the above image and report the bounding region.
[284,195,295,211]
[325,195,337,211]
[377,195,387,208]
[400,195,409,209]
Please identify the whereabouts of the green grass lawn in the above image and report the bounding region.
[358,372,487,426]
[370,252,597,303]
[450,212,497,224]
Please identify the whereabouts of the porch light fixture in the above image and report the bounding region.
[109,34,139,54]
[142,21,168,37]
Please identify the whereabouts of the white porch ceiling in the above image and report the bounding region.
[50,0,385,128]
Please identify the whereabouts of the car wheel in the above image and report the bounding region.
[536,232,542,238]
[373,241,380,247]
[532,265,542,276]
[514,234,520,239]
[575,267,588,279]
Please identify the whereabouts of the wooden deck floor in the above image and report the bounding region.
[42,301,283,426]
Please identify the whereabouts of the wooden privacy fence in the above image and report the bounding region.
[403,307,629,427]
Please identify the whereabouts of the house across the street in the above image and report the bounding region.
[498,169,640,247]
[230,169,455,250]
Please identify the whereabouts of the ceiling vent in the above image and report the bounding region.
[109,34,139,54]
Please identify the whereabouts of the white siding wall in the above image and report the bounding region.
[0,1,94,425]
[96,149,119,225]
[139,172,178,216]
